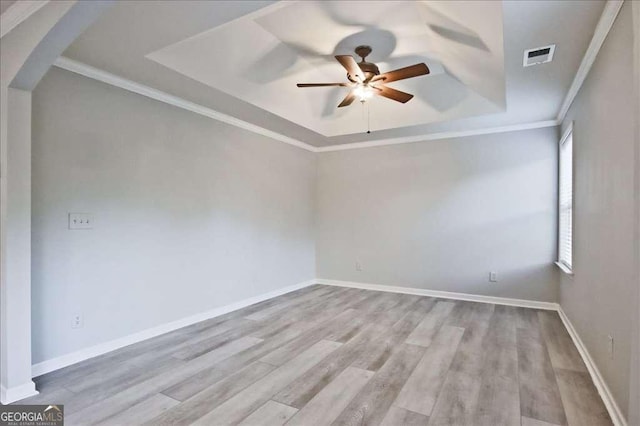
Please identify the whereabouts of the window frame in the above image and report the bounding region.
[556,122,574,275]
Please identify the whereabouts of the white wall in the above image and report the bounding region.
[316,127,560,302]
[559,1,636,420]
[31,68,316,364]
[631,2,640,424]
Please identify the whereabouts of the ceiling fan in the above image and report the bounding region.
[296,45,430,108]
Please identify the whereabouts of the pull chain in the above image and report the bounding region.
[361,99,371,134]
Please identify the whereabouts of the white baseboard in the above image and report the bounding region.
[1,381,38,405]
[558,307,627,426]
[315,278,559,310]
[31,280,315,377]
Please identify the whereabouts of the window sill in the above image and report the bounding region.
[555,261,573,275]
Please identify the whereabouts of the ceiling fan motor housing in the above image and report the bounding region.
[348,61,380,83]
[349,45,380,83]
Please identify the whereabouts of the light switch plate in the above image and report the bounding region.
[69,213,93,230]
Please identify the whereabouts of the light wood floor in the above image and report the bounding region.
[20,285,612,425]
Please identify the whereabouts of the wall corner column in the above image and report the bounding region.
[0,87,37,404]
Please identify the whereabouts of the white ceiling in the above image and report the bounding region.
[61,0,605,146]
[0,1,17,15]
[147,1,505,137]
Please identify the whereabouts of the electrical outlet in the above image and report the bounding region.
[355,261,362,272]
[608,335,614,359]
[72,313,83,329]
[489,271,497,282]
[69,213,93,230]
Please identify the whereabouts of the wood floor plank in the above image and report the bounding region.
[148,362,276,426]
[246,286,341,321]
[351,298,432,371]
[445,301,495,328]
[64,349,185,394]
[96,393,179,426]
[159,326,302,402]
[516,307,541,330]
[58,355,186,416]
[554,368,612,426]
[17,386,77,407]
[34,316,239,389]
[160,366,229,402]
[238,285,331,319]
[326,318,367,343]
[237,400,298,426]
[272,286,351,316]
[322,292,378,343]
[380,406,429,426]
[521,416,563,426]
[427,370,482,426]
[516,326,567,425]
[394,326,465,416]
[538,311,587,372]
[61,317,256,393]
[354,291,401,314]
[479,305,519,380]
[260,309,357,366]
[286,367,374,426]
[172,319,270,361]
[447,302,497,378]
[191,340,342,425]
[65,335,264,424]
[159,325,311,402]
[405,301,455,347]
[260,289,356,336]
[331,343,426,426]
[472,375,520,426]
[273,314,395,409]
[349,290,386,311]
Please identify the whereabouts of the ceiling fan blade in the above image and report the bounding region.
[297,83,350,87]
[335,55,365,82]
[375,85,414,103]
[338,91,357,108]
[372,63,430,83]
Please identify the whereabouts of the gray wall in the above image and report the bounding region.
[631,3,640,425]
[31,68,316,364]
[316,127,560,302]
[559,1,635,419]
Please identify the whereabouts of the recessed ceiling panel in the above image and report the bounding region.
[147,0,505,137]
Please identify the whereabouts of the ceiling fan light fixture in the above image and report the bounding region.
[295,46,430,108]
[354,84,374,102]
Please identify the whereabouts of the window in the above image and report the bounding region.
[558,125,573,273]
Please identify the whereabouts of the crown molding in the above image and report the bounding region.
[0,0,49,38]
[316,120,560,152]
[53,57,319,153]
[556,0,624,122]
[55,57,561,154]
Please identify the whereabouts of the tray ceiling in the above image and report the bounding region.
[147,1,505,137]
[61,0,606,147]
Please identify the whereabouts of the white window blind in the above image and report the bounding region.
[558,128,573,271]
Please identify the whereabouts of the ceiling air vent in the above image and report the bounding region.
[523,44,555,67]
